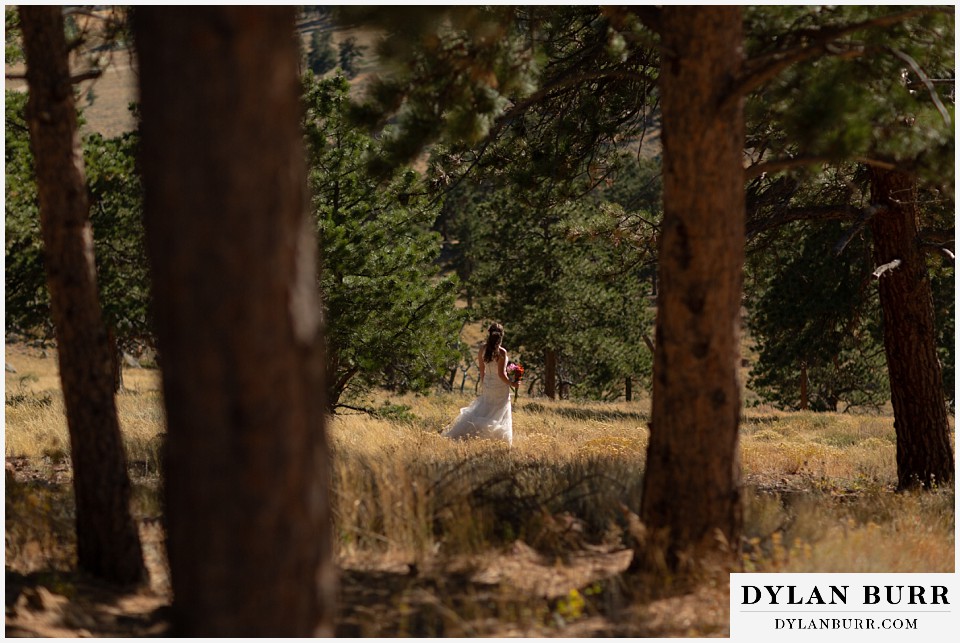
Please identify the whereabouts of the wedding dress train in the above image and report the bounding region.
[442,363,513,445]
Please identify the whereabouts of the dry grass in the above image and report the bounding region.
[4,342,955,635]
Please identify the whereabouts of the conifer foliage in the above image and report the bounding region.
[303,73,464,412]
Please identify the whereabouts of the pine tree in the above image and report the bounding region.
[460,184,654,401]
[134,7,335,634]
[18,4,146,585]
[747,215,888,412]
[6,92,153,388]
[303,72,463,411]
[742,5,954,488]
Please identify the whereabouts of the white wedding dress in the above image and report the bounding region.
[442,361,513,445]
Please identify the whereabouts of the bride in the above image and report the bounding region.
[442,322,515,445]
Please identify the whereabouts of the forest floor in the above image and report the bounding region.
[4,461,728,638]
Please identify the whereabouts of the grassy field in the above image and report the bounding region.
[4,341,954,636]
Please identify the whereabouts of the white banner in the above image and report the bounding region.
[731,573,958,641]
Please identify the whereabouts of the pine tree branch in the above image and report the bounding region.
[919,227,955,245]
[70,69,102,84]
[427,66,651,208]
[642,333,655,355]
[745,155,898,180]
[745,155,833,180]
[746,205,862,238]
[887,47,952,126]
[833,206,879,256]
[727,8,935,105]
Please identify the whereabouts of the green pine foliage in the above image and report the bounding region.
[84,129,153,353]
[5,92,151,353]
[743,6,954,411]
[744,5,954,192]
[5,7,23,64]
[5,90,48,338]
[447,171,654,401]
[929,261,955,410]
[747,215,888,412]
[303,72,464,411]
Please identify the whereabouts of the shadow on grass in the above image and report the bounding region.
[4,568,170,637]
[518,402,649,425]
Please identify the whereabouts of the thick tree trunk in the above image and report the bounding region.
[544,348,557,399]
[868,168,953,490]
[134,7,335,636]
[19,5,145,586]
[640,6,745,565]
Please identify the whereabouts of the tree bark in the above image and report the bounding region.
[544,348,557,399]
[19,5,145,586]
[134,7,335,636]
[868,168,953,490]
[799,360,809,410]
[639,6,745,565]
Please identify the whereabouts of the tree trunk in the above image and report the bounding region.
[625,376,633,402]
[868,168,953,490]
[799,360,809,410]
[544,349,557,399]
[108,325,124,393]
[134,7,335,636]
[19,5,145,586]
[639,6,745,565]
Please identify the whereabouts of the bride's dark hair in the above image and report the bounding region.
[483,323,504,363]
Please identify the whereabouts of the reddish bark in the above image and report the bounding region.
[135,7,335,635]
[640,6,745,564]
[20,4,145,586]
[869,168,953,490]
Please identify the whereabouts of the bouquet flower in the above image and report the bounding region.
[506,361,524,386]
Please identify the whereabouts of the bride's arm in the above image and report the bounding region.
[497,351,513,387]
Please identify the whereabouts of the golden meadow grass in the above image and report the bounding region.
[4,348,955,582]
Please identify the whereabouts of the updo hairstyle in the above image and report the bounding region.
[483,323,504,363]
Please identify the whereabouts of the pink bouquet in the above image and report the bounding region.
[507,362,524,386]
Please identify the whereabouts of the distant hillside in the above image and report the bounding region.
[4,11,379,139]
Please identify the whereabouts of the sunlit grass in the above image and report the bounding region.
[5,344,955,590]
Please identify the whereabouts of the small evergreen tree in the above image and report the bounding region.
[303,72,463,411]
[5,90,50,338]
[6,93,152,365]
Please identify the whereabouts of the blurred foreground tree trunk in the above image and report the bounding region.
[134,7,335,636]
[19,4,145,586]
[869,168,954,490]
[638,6,745,566]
